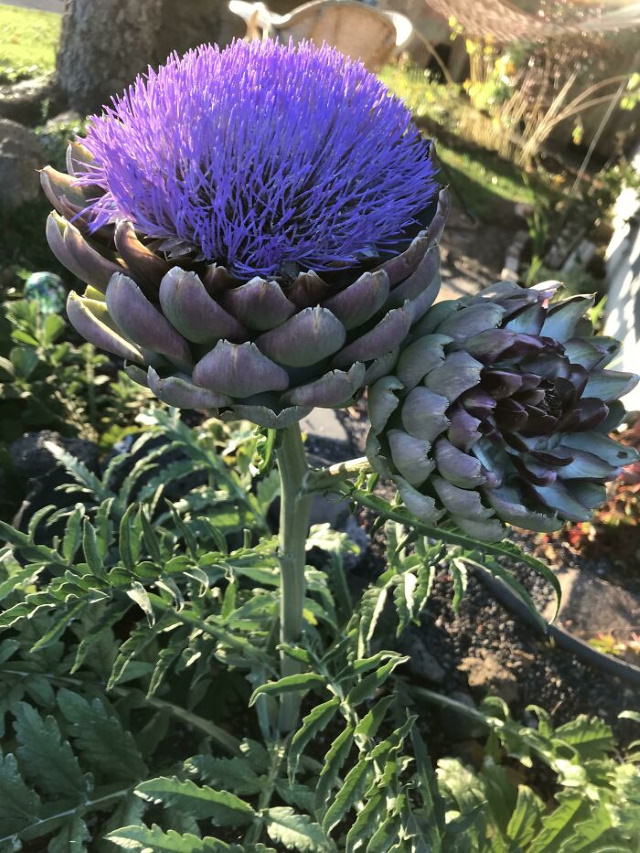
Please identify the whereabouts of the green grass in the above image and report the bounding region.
[436,143,555,220]
[0,3,61,83]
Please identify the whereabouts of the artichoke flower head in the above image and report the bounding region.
[42,39,442,428]
[367,281,640,541]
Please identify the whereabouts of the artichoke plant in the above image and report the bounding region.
[366,280,639,541]
[42,39,442,429]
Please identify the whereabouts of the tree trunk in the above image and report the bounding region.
[57,0,243,115]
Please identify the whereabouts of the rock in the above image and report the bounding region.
[0,120,45,210]
[458,649,519,704]
[544,567,640,648]
[44,110,83,130]
[0,76,64,127]
[10,431,100,533]
[398,626,446,683]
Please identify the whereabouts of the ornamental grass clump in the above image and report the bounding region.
[42,38,441,428]
[366,280,640,541]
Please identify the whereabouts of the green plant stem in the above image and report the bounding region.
[276,423,312,733]
[305,456,371,492]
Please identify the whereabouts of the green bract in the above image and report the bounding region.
[366,280,639,541]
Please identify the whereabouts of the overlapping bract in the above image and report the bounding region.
[366,280,639,541]
[43,153,447,426]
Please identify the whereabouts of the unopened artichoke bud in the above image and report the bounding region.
[44,40,444,428]
[366,280,639,541]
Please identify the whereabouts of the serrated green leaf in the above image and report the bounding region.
[105,823,231,851]
[366,813,401,852]
[0,521,63,566]
[354,695,394,744]
[135,777,254,827]
[57,689,147,783]
[0,751,42,837]
[119,505,142,571]
[62,505,85,563]
[249,673,326,706]
[393,572,418,635]
[187,755,263,797]
[347,657,408,706]
[274,780,316,814]
[44,441,111,502]
[345,791,386,853]
[13,702,86,802]
[357,584,390,657]
[30,601,86,652]
[315,725,354,812]
[554,715,615,761]
[529,794,590,853]
[126,581,155,625]
[82,519,104,577]
[47,814,90,852]
[558,799,614,852]
[323,754,371,833]
[140,508,164,564]
[288,697,340,779]
[264,807,330,852]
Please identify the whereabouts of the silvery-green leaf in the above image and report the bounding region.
[106,274,192,370]
[222,276,296,331]
[322,270,390,329]
[530,481,592,522]
[395,476,443,524]
[387,430,434,486]
[424,351,483,402]
[332,304,413,368]
[452,515,504,542]
[540,295,594,342]
[283,363,365,407]
[193,341,289,398]
[432,476,493,520]
[559,432,639,467]
[257,306,345,367]
[582,370,638,402]
[67,291,144,364]
[228,404,311,429]
[147,367,230,409]
[395,334,452,389]
[115,219,171,292]
[556,448,618,480]
[368,376,404,433]
[159,267,247,345]
[437,302,504,342]
[434,438,487,488]
[485,486,562,533]
[401,387,449,442]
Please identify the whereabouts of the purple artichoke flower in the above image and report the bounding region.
[367,281,639,541]
[42,40,442,426]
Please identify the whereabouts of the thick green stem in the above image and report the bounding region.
[276,423,312,732]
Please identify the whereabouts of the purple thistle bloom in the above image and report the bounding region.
[76,39,437,278]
